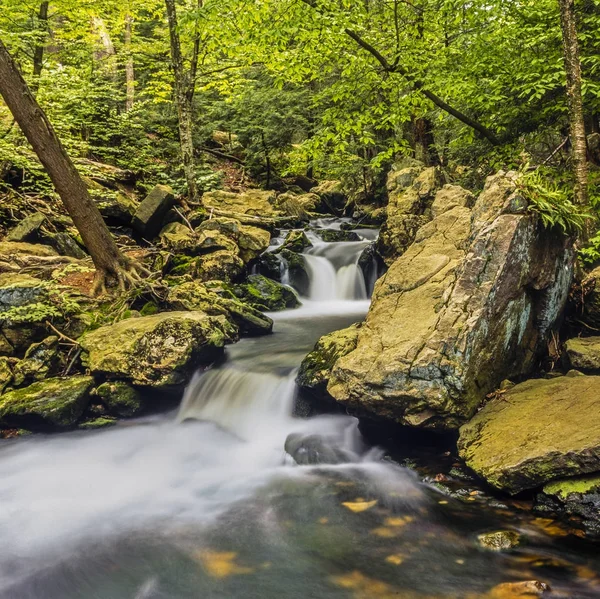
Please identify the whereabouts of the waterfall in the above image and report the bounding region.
[302,240,369,302]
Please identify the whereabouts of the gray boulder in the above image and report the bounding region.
[132,184,175,238]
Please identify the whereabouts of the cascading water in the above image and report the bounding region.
[0,219,598,598]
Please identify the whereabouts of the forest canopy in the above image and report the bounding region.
[1,0,599,209]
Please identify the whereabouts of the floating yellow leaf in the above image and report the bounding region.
[330,570,392,597]
[194,550,254,579]
[342,499,378,513]
[456,559,465,565]
[319,517,329,524]
[371,527,397,538]
[438,500,449,505]
[385,554,405,566]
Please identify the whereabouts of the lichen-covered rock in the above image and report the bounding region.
[85,177,138,225]
[233,274,300,312]
[297,324,361,396]
[237,225,271,263]
[198,217,241,237]
[43,232,87,259]
[376,165,444,264]
[167,280,273,336]
[202,189,276,216]
[564,336,600,372]
[196,250,244,282]
[132,184,175,238]
[458,375,600,494]
[277,230,312,253]
[0,273,45,310]
[326,172,573,430]
[95,381,143,417]
[276,192,320,215]
[477,530,520,551]
[12,336,60,387]
[0,241,58,258]
[80,311,234,388]
[0,375,93,429]
[6,212,46,242]
[536,474,600,537]
[0,357,13,394]
[159,222,198,253]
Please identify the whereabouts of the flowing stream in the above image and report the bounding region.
[0,221,599,598]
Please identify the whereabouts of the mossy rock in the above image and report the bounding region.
[277,230,312,253]
[233,274,300,312]
[564,337,600,373]
[543,474,600,499]
[96,381,143,417]
[0,357,13,394]
[196,250,245,283]
[297,324,361,396]
[310,229,360,243]
[278,249,310,296]
[79,311,234,388]
[458,375,600,494]
[167,281,273,337]
[79,417,118,430]
[12,335,60,387]
[256,252,284,282]
[0,375,94,430]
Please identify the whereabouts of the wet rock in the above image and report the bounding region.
[477,530,521,551]
[297,324,361,397]
[488,581,550,598]
[274,193,310,221]
[159,222,197,253]
[357,242,385,295]
[95,381,143,417]
[277,230,312,253]
[80,311,234,388]
[284,432,356,465]
[535,474,600,537]
[6,212,46,242]
[564,336,600,372]
[12,336,60,387]
[326,171,573,430]
[458,375,600,494]
[79,417,118,430]
[278,249,310,296]
[257,252,285,282]
[311,180,346,215]
[0,375,94,430]
[376,165,444,264]
[132,184,175,238]
[202,189,276,216]
[167,280,273,336]
[311,229,361,243]
[233,274,300,312]
[0,273,45,310]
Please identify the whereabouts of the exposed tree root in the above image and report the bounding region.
[91,257,153,297]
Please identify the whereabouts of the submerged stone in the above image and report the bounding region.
[80,311,233,388]
[284,432,356,465]
[458,375,600,494]
[0,375,93,429]
[477,530,520,551]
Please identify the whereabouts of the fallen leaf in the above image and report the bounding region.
[194,550,254,579]
[342,499,378,513]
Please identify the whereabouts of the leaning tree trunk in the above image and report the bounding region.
[558,0,589,209]
[0,37,147,294]
[165,0,198,203]
[31,1,49,92]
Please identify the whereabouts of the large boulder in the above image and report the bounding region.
[311,181,346,215]
[297,324,361,397]
[325,172,573,430]
[0,375,93,430]
[79,311,234,388]
[167,281,273,336]
[132,184,175,238]
[6,212,46,242]
[376,165,449,264]
[457,374,600,494]
[202,189,276,216]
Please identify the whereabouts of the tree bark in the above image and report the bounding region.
[165,0,198,203]
[0,37,146,294]
[558,0,589,207]
[31,1,49,91]
[124,13,135,111]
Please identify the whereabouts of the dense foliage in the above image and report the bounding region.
[1,0,600,211]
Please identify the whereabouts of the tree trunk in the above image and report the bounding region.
[124,13,135,111]
[0,37,145,294]
[558,0,588,208]
[31,1,49,91]
[165,0,198,203]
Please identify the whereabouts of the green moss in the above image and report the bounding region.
[0,375,93,429]
[544,474,600,498]
[234,274,300,312]
[79,417,118,430]
[96,381,143,417]
[140,302,159,316]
